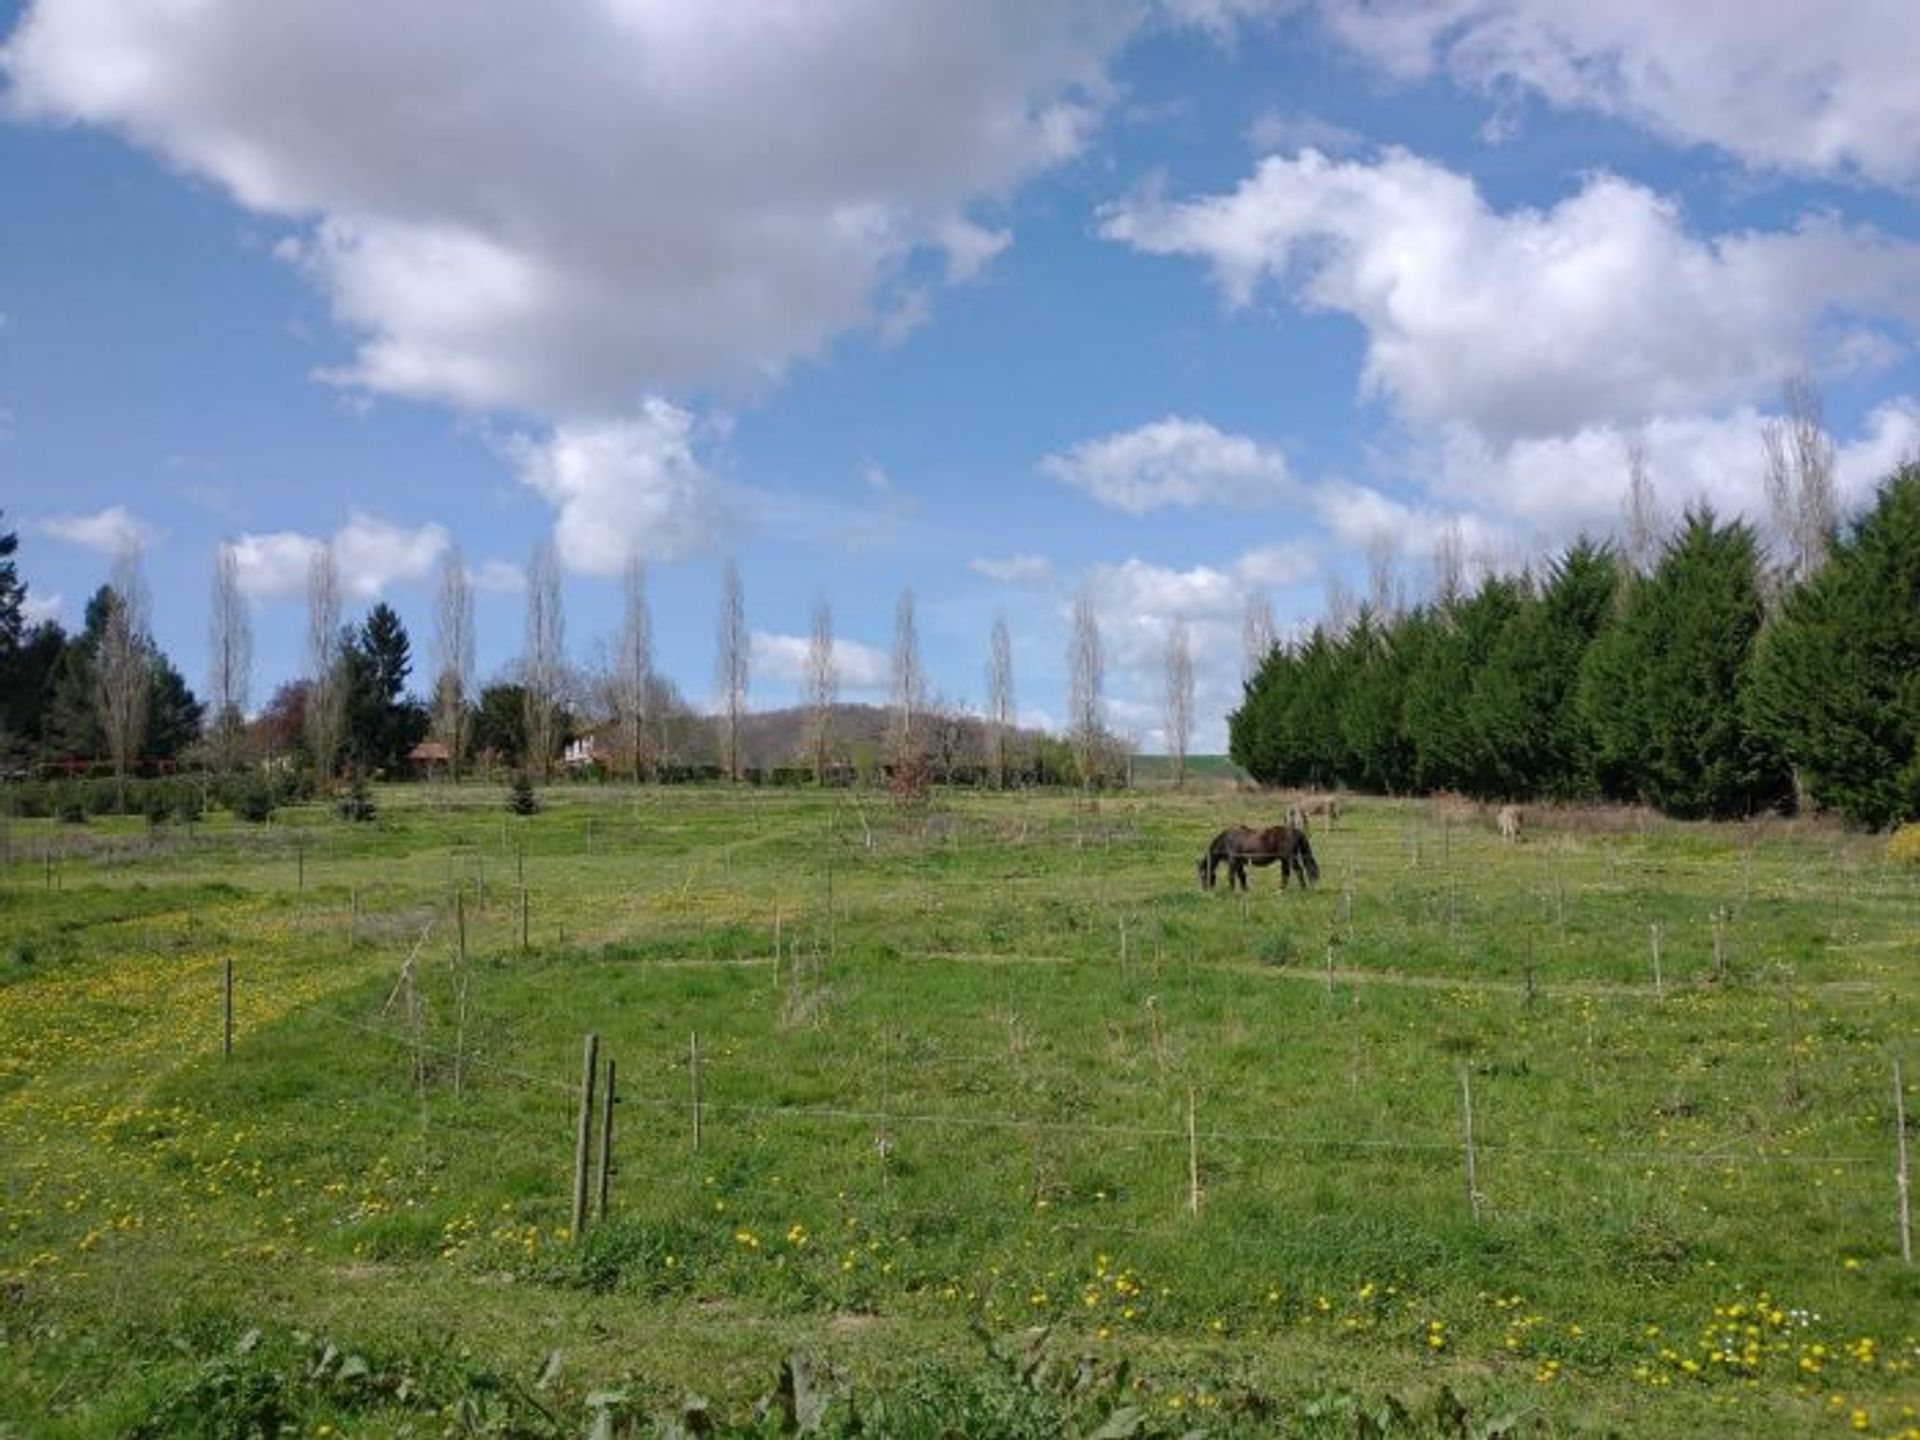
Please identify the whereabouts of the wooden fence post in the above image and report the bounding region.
[223,958,234,1057]
[1896,1060,1912,1266]
[690,1032,704,1151]
[571,1034,600,1241]
[520,886,530,954]
[1460,1064,1482,1222]
[1186,1085,1200,1217]
[1651,922,1664,1000]
[596,1057,616,1221]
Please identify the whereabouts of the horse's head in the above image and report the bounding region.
[1196,853,1213,890]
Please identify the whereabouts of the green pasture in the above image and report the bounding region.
[1,786,1916,1437]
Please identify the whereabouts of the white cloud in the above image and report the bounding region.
[1427,398,1920,549]
[969,552,1055,584]
[1247,108,1364,155]
[750,631,888,691]
[229,531,320,601]
[1102,149,1920,439]
[38,504,156,554]
[1231,540,1320,591]
[230,511,449,600]
[334,510,449,598]
[508,401,727,577]
[469,559,525,595]
[22,590,61,625]
[1317,1,1920,190]
[1042,416,1293,512]
[2,2,1132,414]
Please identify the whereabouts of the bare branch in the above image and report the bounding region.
[523,539,565,781]
[986,613,1015,788]
[1240,589,1275,684]
[207,541,252,770]
[887,587,924,769]
[617,550,652,781]
[806,595,836,782]
[432,545,474,780]
[304,543,343,782]
[1067,584,1104,786]
[1164,616,1193,791]
[98,542,151,792]
[714,559,747,781]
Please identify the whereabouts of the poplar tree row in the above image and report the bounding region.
[1229,464,1920,827]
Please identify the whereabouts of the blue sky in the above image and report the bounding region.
[4,2,1919,752]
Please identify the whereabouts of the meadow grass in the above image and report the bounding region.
[1,785,1917,1436]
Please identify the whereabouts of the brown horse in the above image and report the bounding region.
[1198,824,1319,892]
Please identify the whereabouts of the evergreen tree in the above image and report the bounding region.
[1339,609,1420,793]
[1748,465,1920,827]
[1470,540,1618,798]
[146,652,205,760]
[1583,509,1786,818]
[341,603,426,774]
[1405,576,1522,794]
[0,512,23,652]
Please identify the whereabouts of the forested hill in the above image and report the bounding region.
[1229,464,1920,828]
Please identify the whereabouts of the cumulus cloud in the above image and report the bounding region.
[2,1,1134,414]
[1427,398,1920,549]
[1042,416,1293,512]
[22,590,61,625]
[1316,0,1920,190]
[38,504,156,554]
[1232,539,1319,589]
[1102,149,1920,439]
[969,553,1055,584]
[751,631,888,691]
[507,401,728,577]
[230,510,449,600]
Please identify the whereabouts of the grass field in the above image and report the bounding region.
[2,784,1917,1437]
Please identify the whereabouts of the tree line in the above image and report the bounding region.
[1229,464,1920,828]
[0,521,1135,798]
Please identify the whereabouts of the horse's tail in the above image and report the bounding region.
[1298,831,1320,883]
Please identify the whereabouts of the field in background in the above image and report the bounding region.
[2,785,1917,1437]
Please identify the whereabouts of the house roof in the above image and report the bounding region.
[408,741,452,761]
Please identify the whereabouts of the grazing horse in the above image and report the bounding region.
[1497,804,1523,843]
[1198,824,1320,892]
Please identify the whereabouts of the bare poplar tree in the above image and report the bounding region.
[714,559,748,781]
[1241,589,1276,684]
[304,543,343,784]
[1432,519,1467,608]
[207,541,251,771]
[1366,533,1402,618]
[1163,616,1193,791]
[616,549,652,782]
[1067,584,1105,787]
[805,595,837,783]
[887,587,924,770]
[432,545,474,781]
[986,613,1015,788]
[1620,434,1662,581]
[523,539,565,782]
[97,542,151,802]
[1324,574,1357,637]
[1762,372,1837,589]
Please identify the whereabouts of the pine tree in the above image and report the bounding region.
[1748,465,1920,827]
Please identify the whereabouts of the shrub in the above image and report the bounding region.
[337,775,378,824]
[225,776,277,824]
[505,773,539,816]
[1889,823,1920,868]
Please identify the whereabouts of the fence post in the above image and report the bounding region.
[349,886,359,949]
[1651,922,1664,1001]
[596,1057,617,1222]
[1186,1085,1200,1217]
[691,1031,704,1151]
[1896,1060,1912,1266]
[571,1034,600,1241]
[1460,1063,1482,1222]
[223,958,234,1057]
[520,886,530,954]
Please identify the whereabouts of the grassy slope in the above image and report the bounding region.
[1,786,1917,1437]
